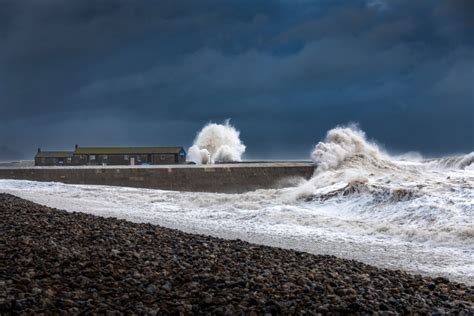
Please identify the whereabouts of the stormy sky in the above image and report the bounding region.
[0,0,473,160]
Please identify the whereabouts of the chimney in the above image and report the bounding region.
[37,148,41,153]
[75,144,78,150]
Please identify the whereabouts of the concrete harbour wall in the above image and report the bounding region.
[0,163,315,193]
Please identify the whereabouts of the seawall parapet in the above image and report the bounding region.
[0,163,315,193]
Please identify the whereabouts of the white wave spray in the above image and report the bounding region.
[292,124,474,248]
[311,124,384,173]
[188,121,246,164]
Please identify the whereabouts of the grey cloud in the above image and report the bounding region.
[0,0,472,159]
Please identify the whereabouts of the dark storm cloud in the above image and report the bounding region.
[0,145,23,161]
[0,0,472,159]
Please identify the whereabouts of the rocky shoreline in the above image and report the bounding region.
[1,193,473,314]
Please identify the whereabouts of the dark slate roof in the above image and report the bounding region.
[74,147,185,155]
[35,151,74,158]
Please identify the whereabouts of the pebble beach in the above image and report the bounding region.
[1,193,473,314]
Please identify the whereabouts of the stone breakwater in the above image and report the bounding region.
[0,163,315,193]
[1,194,473,314]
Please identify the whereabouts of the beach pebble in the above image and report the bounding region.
[1,193,473,314]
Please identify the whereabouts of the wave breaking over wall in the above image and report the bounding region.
[188,121,246,164]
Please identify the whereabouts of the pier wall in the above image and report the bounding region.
[0,163,315,193]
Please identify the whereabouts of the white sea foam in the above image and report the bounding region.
[1,125,473,284]
[188,120,246,164]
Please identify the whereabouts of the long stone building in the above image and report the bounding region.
[35,145,186,166]
[34,151,74,166]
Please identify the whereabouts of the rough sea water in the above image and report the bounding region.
[1,126,473,284]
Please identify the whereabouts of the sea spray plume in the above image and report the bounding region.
[214,145,241,162]
[188,146,210,164]
[311,125,382,172]
[393,151,424,162]
[188,121,246,164]
[289,125,391,200]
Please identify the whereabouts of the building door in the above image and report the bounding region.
[130,157,135,166]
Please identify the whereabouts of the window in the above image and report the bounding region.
[103,155,108,160]
[160,155,166,160]
[90,155,96,161]
[67,157,72,162]
[124,155,129,160]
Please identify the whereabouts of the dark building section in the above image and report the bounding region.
[35,149,74,166]
[34,146,186,166]
[73,146,186,166]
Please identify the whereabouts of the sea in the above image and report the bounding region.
[1,126,473,284]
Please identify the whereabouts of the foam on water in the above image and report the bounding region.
[1,125,473,284]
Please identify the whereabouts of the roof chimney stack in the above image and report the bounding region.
[37,148,41,153]
[75,144,78,150]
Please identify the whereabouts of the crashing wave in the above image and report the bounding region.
[188,120,246,164]
[293,125,402,200]
[306,179,418,203]
[311,125,396,173]
[425,152,474,170]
